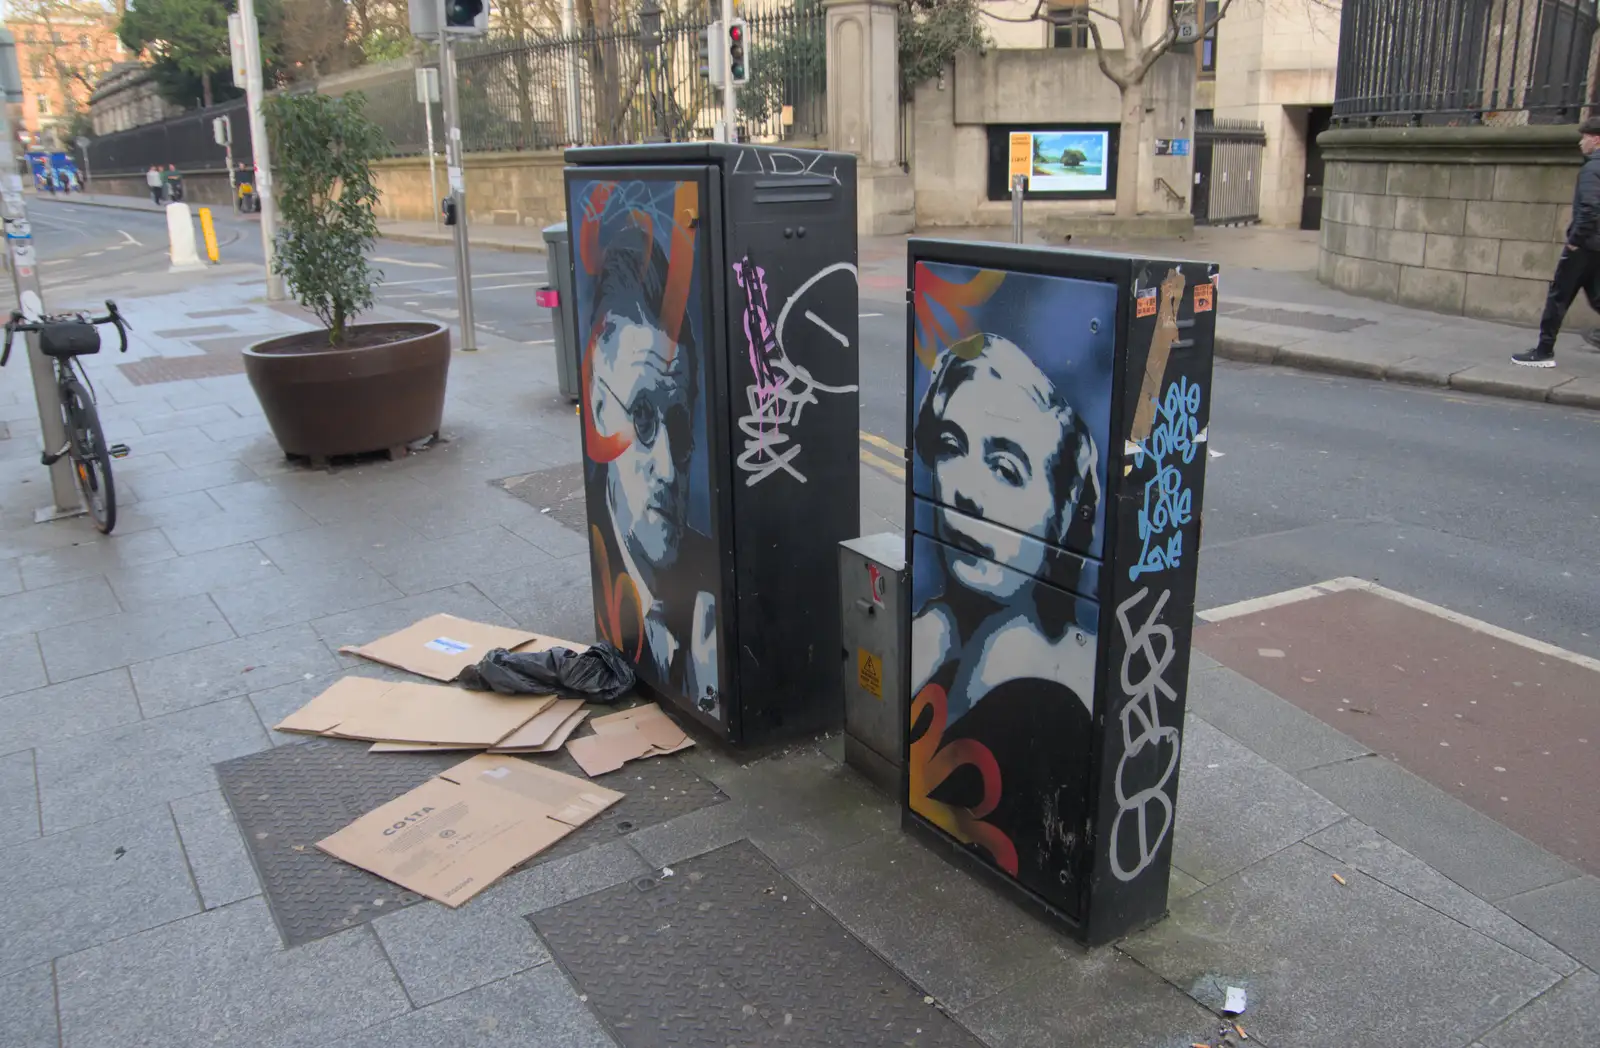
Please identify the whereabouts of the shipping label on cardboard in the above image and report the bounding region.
[424,637,472,655]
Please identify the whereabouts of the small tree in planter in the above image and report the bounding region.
[243,90,452,466]
[264,91,385,345]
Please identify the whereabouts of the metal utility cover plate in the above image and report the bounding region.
[217,737,726,947]
[529,840,985,1047]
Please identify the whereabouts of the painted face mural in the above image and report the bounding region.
[908,261,1116,912]
[572,178,721,719]
[920,335,1098,596]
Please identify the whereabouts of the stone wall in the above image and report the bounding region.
[373,150,566,228]
[1318,126,1589,324]
[90,172,237,208]
[911,49,1195,230]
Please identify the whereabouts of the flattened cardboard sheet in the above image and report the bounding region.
[567,703,693,776]
[339,614,559,682]
[489,699,586,752]
[331,685,555,746]
[317,753,623,907]
[274,677,401,735]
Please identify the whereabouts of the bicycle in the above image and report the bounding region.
[2,301,132,533]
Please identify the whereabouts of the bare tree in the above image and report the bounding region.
[988,0,1234,218]
[279,0,357,79]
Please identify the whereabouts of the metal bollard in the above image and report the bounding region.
[1011,174,1025,243]
[197,207,219,263]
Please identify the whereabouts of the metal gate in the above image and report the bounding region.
[1192,117,1265,226]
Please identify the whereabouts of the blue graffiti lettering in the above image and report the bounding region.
[1129,377,1201,581]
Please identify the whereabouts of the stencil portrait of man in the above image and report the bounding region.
[583,220,720,715]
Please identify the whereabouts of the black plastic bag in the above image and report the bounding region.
[454,642,635,704]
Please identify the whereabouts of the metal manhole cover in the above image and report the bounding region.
[496,461,588,533]
[529,840,985,1047]
[119,353,247,386]
[217,736,726,947]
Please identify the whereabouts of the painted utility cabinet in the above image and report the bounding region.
[563,143,859,746]
[903,239,1216,945]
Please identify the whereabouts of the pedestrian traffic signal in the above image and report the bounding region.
[699,20,725,86]
[444,0,487,34]
[727,19,747,85]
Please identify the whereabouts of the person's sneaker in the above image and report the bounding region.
[1512,347,1556,368]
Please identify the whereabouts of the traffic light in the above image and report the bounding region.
[444,0,487,35]
[727,19,748,85]
[699,20,725,87]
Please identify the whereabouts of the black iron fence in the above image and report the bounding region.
[1333,0,1599,125]
[88,99,251,178]
[88,0,825,174]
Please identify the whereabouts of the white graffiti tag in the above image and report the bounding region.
[1109,586,1181,882]
[731,260,859,486]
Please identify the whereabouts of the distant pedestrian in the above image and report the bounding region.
[1514,115,1600,367]
[165,163,183,203]
[146,165,163,205]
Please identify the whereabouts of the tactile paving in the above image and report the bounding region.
[529,840,985,1047]
[217,737,726,947]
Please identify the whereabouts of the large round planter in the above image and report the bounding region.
[243,322,450,463]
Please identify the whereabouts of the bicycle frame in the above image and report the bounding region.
[40,356,89,468]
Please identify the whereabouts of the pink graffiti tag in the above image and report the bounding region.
[730,256,860,486]
[732,256,782,424]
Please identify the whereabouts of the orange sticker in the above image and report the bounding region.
[1136,289,1158,318]
[1193,283,1214,313]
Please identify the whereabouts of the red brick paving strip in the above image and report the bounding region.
[1196,587,1598,875]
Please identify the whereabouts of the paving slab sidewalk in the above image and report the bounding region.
[1,244,1593,1048]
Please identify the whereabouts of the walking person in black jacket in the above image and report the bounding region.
[1515,116,1600,367]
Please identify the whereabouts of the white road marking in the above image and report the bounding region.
[375,269,544,287]
[1199,577,1600,674]
[474,281,542,292]
[525,338,554,345]
[118,230,142,247]
[859,312,884,318]
[371,256,446,269]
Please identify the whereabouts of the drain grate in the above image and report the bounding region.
[530,840,985,1048]
[217,736,726,947]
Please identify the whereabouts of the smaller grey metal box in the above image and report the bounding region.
[839,533,906,795]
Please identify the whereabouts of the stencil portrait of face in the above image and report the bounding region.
[918,334,1097,599]
[591,314,692,577]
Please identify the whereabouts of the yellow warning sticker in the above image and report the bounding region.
[857,648,883,699]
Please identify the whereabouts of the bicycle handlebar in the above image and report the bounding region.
[1,300,129,367]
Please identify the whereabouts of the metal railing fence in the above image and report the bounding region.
[1333,0,1598,126]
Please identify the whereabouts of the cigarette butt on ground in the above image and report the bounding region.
[1236,1023,1249,1038]
[1332,873,1347,885]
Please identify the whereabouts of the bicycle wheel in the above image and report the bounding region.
[60,377,116,534]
